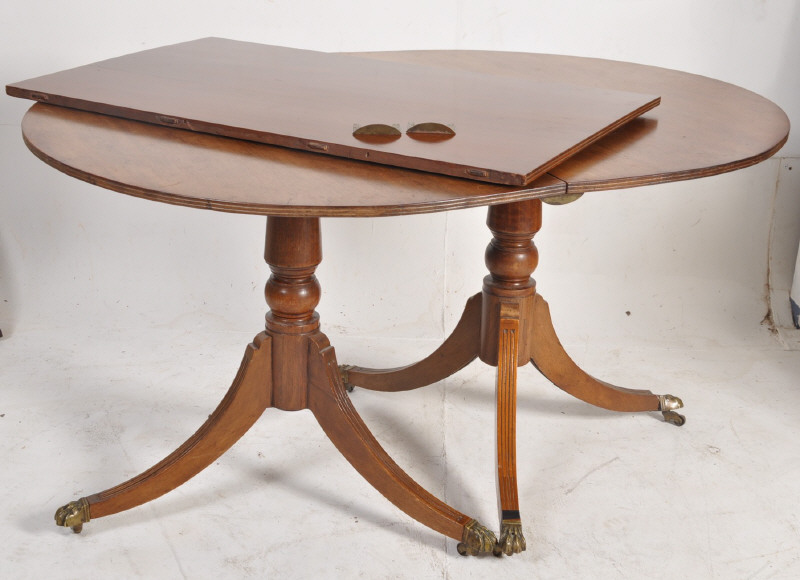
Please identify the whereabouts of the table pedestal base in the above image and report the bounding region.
[342,199,684,556]
[54,200,684,558]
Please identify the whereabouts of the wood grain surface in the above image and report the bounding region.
[21,103,565,216]
[7,38,660,186]
[18,51,789,217]
[360,50,790,193]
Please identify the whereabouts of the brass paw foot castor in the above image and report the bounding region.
[55,498,90,533]
[457,519,497,556]
[493,520,526,557]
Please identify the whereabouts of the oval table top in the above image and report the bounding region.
[21,50,789,218]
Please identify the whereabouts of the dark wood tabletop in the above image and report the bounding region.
[365,51,790,193]
[20,50,789,217]
[7,38,660,187]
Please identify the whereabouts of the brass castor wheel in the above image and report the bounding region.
[662,410,686,426]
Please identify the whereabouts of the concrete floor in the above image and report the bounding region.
[1,319,799,579]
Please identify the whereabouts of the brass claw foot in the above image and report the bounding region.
[658,394,686,426]
[456,519,497,556]
[55,497,90,533]
[493,520,526,557]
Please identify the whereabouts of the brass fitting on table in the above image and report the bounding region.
[456,519,497,556]
[494,520,526,556]
[55,497,90,533]
[541,192,584,205]
[338,364,355,392]
[658,394,686,426]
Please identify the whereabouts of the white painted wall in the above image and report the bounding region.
[1,1,798,347]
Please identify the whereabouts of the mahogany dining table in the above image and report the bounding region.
[12,47,789,557]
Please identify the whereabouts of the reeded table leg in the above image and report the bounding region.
[343,199,685,427]
[319,199,686,556]
[529,293,685,424]
[477,200,542,556]
[54,215,497,554]
[308,332,494,547]
[264,216,493,553]
[55,333,273,532]
[53,201,685,555]
[494,304,526,556]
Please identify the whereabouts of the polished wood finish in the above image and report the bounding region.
[263,218,474,540]
[22,51,789,216]
[343,199,665,549]
[346,200,543,547]
[307,333,470,541]
[343,200,664,418]
[264,216,322,411]
[496,304,521,520]
[21,104,565,217]
[20,45,789,216]
[85,332,273,519]
[70,217,480,544]
[360,50,789,194]
[7,38,660,186]
[530,295,660,411]
[264,218,474,538]
[343,293,482,392]
[20,48,789,553]
[479,200,541,366]
[480,201,540,546]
